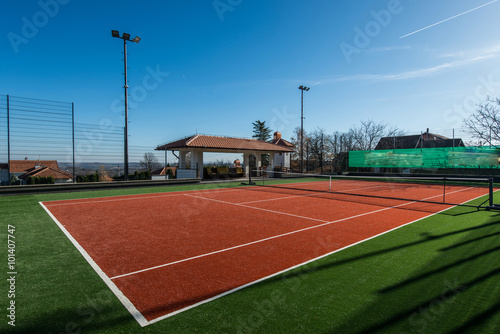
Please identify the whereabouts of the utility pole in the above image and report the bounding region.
[298,85,310,172]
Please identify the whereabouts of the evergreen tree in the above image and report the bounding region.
[252,120,272,142]
[251,120,272,167]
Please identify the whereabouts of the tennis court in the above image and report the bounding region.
[39,176,492,327]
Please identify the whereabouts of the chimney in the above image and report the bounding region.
[273,131,281,140]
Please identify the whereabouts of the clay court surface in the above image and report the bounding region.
[40,179,490,326]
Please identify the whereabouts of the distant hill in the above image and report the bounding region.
[59,162,145,176]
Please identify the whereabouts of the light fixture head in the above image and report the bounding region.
[122,33,131,40]
[111,30,120,38]
[132,36,141,43]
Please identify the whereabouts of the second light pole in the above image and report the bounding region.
[112,30,141,181]
[299,85,310,173]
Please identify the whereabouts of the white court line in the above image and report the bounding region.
[185,193,330,223]
[110,187,475,281]
[42,187,244,206]
[149,188,482,324]
[39,202,150,327]
[41,185,485,326]
[239,184,385,205]
[240,192,321,205]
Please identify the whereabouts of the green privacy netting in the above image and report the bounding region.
[349,147,500,169]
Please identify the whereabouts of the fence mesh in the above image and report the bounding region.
[0,95,166,183]
[349,147,500,169]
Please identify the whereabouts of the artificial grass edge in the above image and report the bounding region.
[1,186,499,333]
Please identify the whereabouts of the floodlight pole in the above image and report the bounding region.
[299,86,310,173]
[112,30,140,181]
[123,38,129,181]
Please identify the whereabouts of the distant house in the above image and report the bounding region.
[151,166,177,180]
[375,129,465,150]
[7,159,73,184]
[269,131,294,170]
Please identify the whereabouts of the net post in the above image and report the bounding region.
[329,176,332,192]
[443,177,446,203]
[489,178,494,208]
[242,168,255,185]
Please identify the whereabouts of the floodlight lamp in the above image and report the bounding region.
[133,36,141,43]
[111,30,120,38]
[299,85,304,90]
[122,33,131,40]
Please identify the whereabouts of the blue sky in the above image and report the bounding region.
[2,0,500,163]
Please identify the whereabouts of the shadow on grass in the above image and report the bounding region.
[451,300,500,333]
[325,214,500,334]
[378,245,500,293]
[341,267,500,334]
[229,208,500,333]
[439,230,500,251]
[10,306,137,334]
[250,218,500,289]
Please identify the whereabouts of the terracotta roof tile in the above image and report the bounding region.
[270,138,294,148]
[156,134,294,152]
[20,166,72,180]
[151,167,177,176]
[9,160,59,173]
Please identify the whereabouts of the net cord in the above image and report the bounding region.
[249,170,493,210]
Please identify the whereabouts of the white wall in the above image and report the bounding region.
[274,152,290,168]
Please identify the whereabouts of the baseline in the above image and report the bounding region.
[39,202,150,327]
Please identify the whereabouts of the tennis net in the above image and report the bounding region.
[248,170,494,209]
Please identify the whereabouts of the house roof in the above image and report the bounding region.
[156,134,294,153]
[270,137,295,148]
[19,166,73,180]
[375,135,465,150]
[151,167,177,176]
[9,160,60,173]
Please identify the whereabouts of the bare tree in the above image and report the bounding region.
[290,126,308,162]
[463,96,500,146]
[348,120,405,151]
[306,128,333,171]
[349,120,385,150]
[140,152,162,172]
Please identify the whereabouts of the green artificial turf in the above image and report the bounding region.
[1,182,499,333]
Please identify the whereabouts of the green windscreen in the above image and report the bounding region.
[349,147,500,169]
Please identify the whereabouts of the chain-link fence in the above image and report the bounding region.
[0,95,166,185]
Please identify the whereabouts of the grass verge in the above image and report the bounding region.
[1,183,499,333]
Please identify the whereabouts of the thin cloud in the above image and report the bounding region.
[400,0,498,39]
[438,43,500,60]
[316,53,497,85]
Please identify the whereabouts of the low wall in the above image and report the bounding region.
[0,178,201,196]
